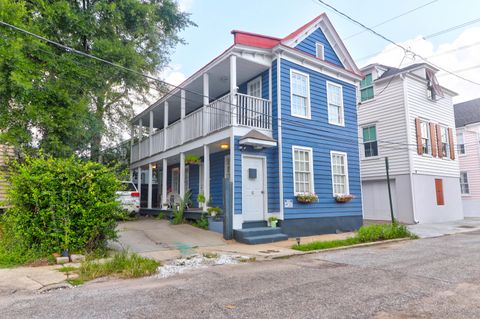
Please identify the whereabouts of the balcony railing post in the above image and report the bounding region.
[203,73,209,136]
[230,55,237,125]
[137,118,143,161]
[149,111,153,157]
[130,124,134,163]
[181,89,186,144]
[163,101,168,150]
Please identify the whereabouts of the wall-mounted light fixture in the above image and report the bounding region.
[220,143,229,150]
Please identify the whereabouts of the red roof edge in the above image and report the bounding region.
[282,13,326,42]
[231,30,282,49]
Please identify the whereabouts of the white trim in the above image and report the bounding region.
[457,132,466,156]
[290,69,311,119]
[241,154,268,220]
[277,57,284,218]
[326,81,345,127]
[292,145,315,195]
[239,138,277,148]
[330,151,349,196]
[460,171,470,196]
[171,167,180,194]
[361,124,379,159]
[247,76,262,98]
[224,155,231,180]
[315,42,324,60]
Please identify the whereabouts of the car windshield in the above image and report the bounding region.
[121,182,137,191]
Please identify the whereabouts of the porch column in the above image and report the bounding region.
[203,144,210,212]
[147,163,153,209]
[149,111,154,156]
[137,166,142,201]
[180,89,186,144]
[138,118,143,161]
[162,158,168,207]
[230,55,237,125]
[163,101,169,149]
[179,152,185,198]
[130,124,134,164]
[203,73,209,135]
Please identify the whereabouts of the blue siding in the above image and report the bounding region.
[209,150,229,208]
[189,164,200,207]
[234,136,280,215]
[237,70,269,100]
[280,58,362,219]
[295,28,343,67]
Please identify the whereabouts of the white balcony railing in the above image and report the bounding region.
[132,93,271,162]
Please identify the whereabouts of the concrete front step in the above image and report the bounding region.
[234,227,288,244]
[242,220,268,229]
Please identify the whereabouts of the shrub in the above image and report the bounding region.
[193,214,209,230]
[171,191,191,225]
[0,155,122,266]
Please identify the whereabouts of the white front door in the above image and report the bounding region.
[242,156,266,221]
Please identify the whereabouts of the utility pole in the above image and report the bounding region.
[385,157,395,223]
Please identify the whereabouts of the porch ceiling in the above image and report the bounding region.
[135,55,269,129]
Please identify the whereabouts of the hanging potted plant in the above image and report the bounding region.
[185,154,201,165]
[295,192,318,204]
[335,194,354,203]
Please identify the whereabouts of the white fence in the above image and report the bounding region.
[140,139,149,159]
[184,108,203,142]
[207,94,232,132]
[151,130,164,154]
[166,120,182,149]
[236,93,271,130]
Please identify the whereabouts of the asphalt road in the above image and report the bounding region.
[2,232,480,318]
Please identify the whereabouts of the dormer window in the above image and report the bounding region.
[315,42,324,60]
[360,73,374,101]
[426,69,444,101]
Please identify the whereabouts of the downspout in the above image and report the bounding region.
[276,55,284,220]
[402,74,419,224]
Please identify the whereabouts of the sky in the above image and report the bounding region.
[160,0,480,104]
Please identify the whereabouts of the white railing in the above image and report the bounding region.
[152,130,164,154]
[184,108,203,142]
[131,143,139,162]
[131,93,272,162]
[236,93,271,130]
[140,139,149,159]
[208,94,232,132]
[166,120,182,149]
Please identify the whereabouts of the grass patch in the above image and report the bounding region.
[293,223,416,252]
[66,278,84,286]
[78,251,160,281]
[58,266,78,273]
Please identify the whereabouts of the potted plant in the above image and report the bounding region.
[335,194,354,203]
[295,192,318,204]
[185,154,201,165]
[197,193,206,208]
[268,216,278,228]
[207,206,222,218]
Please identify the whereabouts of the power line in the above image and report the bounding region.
[424,17,480,40]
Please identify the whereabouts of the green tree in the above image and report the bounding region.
[0,0,193,159]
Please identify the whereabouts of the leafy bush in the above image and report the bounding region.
[78,251,159,280]
[193,214,209,230]
[171,191,191,225]
[0,155,122,266]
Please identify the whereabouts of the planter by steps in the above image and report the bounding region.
[208,216,223,233]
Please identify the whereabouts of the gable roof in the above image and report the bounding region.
[231,14,361,76]
[376,63,433,80]
[454,98,480,127]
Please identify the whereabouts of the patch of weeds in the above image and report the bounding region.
[238,256,256,263]
[58,266,78,273]
[202,252,219,259]
[157,212,166,220]
[66,278,84,286]
[293,223,416,252]
[193,214,209,230]
[78,251,160,280]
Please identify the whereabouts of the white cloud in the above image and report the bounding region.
[176,0,194,12]
[365,27,480,103]
[161,64,187,86]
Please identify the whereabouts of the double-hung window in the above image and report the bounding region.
[460,171,470,195]
[420,121,430,154]
[290,70,310,118]
[293,146,314,194]
[327,82,344,126]
[363,125,378,157]
[247,76,262,98]
[457,133,465,155]
[360,73,374,101]
[440,126,450,158]
[331,151,349,195]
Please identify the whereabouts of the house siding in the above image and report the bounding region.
[294,28,342,67]
[457,125,480,216]
[279,58,362,220]
[210,150,229,208]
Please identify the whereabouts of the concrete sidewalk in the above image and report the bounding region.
[0,265,68,293]
[407,217,480,238]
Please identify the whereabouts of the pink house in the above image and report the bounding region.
[454,97,480,216]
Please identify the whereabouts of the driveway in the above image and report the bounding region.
[408,217,480,238]
[2,231,480,318]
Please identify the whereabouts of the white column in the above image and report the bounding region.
[180,90,186,143]
[179,152,185,198]
[163,101,169,149]
[162,158,168,207]
[203,145,210,211]
[138,119,143,161]
[137,166,142,202]
[147,163,153,209]
[149,111,154,156]
[230,55,237,125]
[130,124,134,163]
[203,73,209,135]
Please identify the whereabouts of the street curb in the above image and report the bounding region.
[271,238,413,260]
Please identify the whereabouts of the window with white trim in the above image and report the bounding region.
[363,125,378,157]
[171,168,179,194]
[420,121,430,154]
[327,82,344,126]
[460,171,470,195]
[247,76,262,98]
[184,165,190,192]
[224,155,231,180]
[360,73,374,101]
[457,133,465,155]
[440,126,450,158]
[290,70,310,118]
[331,152,349,195]
[315,42,324,59]
[293,147,314,194]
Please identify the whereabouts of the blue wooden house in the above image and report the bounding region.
[130,14,364,244]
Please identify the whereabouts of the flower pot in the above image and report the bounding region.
[270,220,278,228]
[335,195,354,203]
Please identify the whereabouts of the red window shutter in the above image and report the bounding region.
[415,118,423,155]
[448,128,455,160]
[429,123,437,157]
[435,178,444,205]
[436,125,443,159]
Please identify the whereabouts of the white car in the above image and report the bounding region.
[117,181,140,215]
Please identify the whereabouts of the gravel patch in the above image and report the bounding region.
[157,254,245,278]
